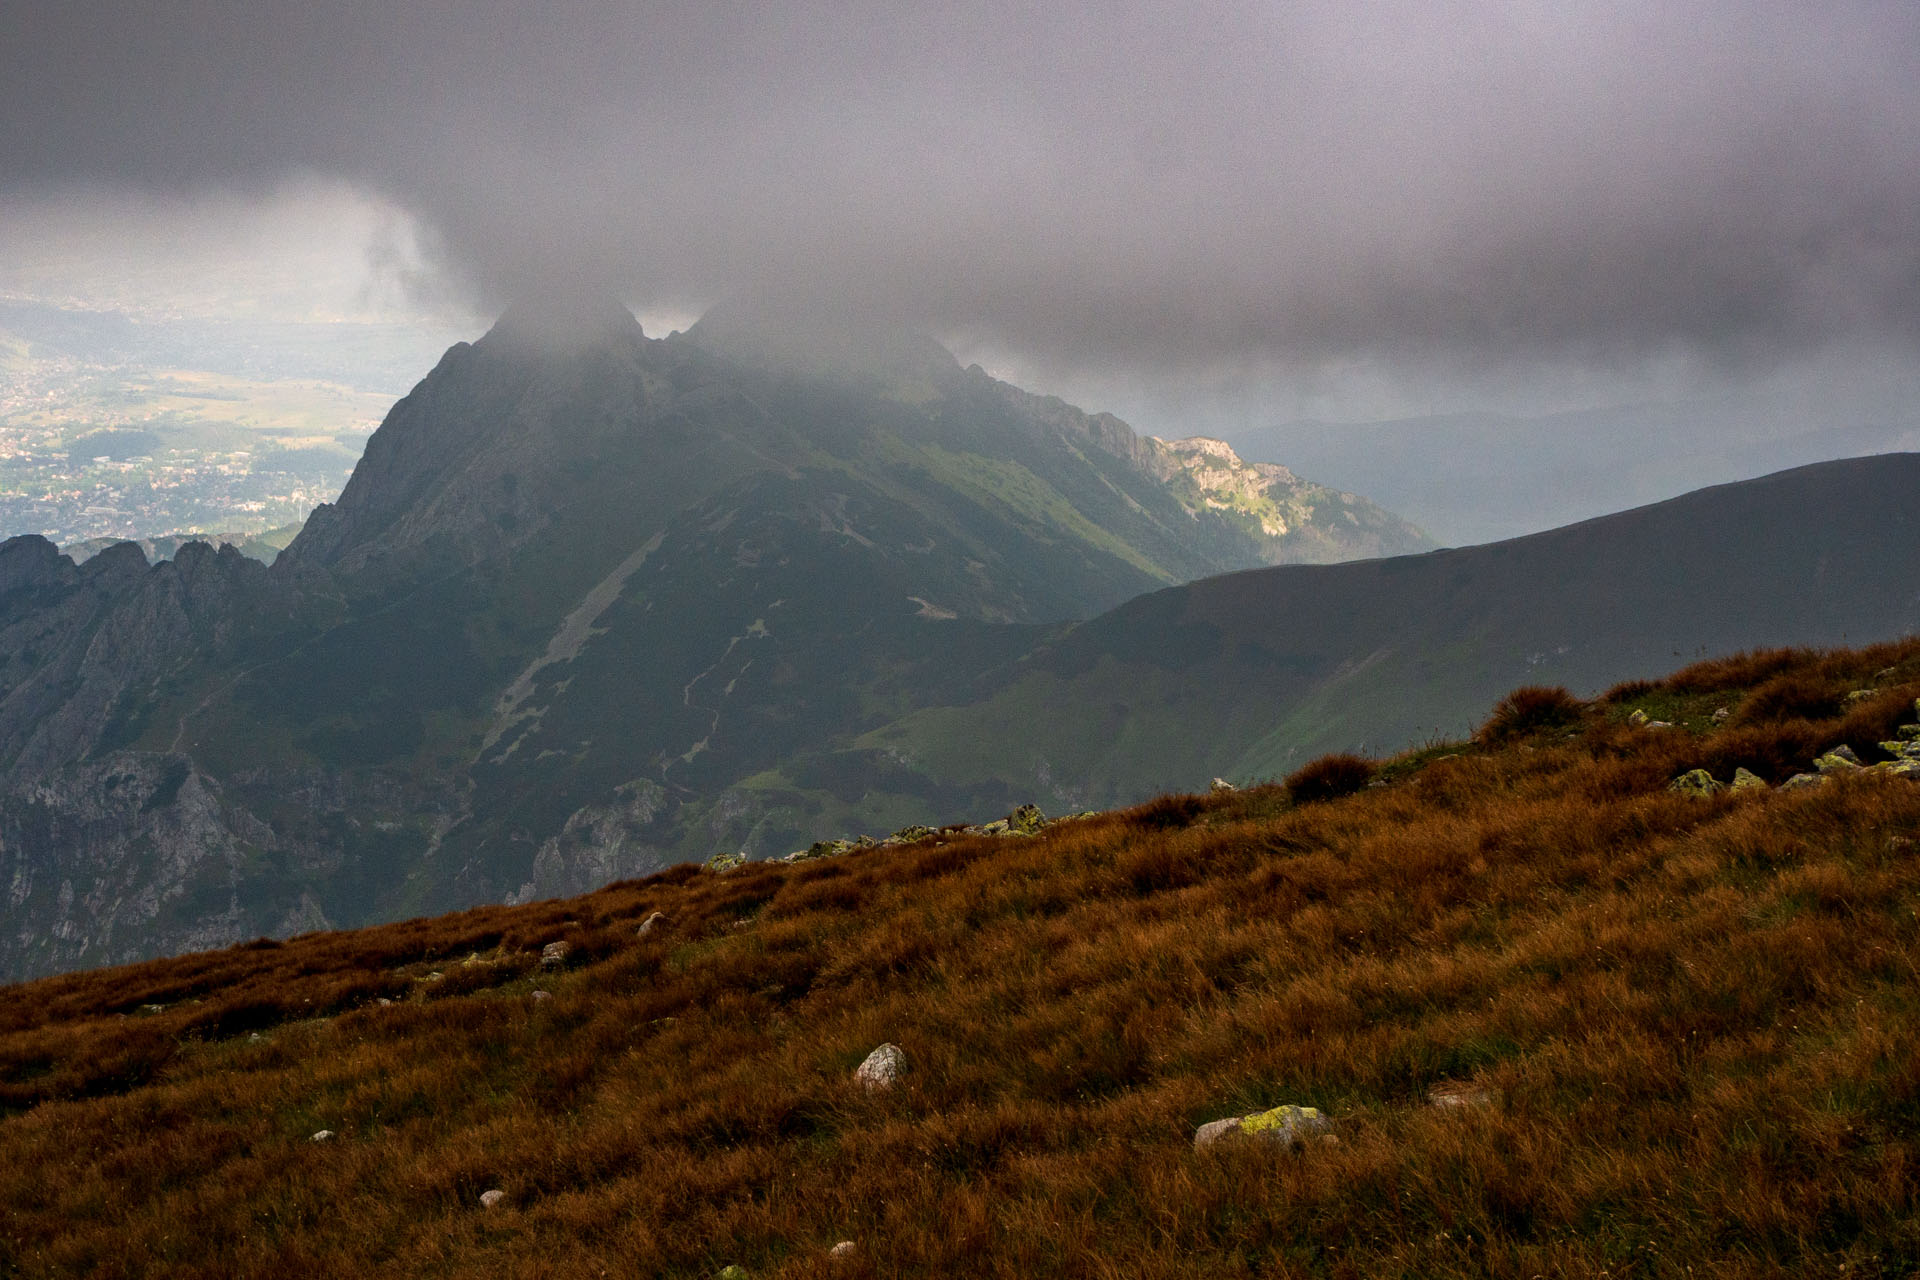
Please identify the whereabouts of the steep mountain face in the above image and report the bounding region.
[1143,435,1428,564]
[855,454,1920,808]
[0,298,1426,978]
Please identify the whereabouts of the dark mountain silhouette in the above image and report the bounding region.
[0,298,1425,978]
[857,454,1920,809]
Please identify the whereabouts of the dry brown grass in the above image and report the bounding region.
[1477,685,1585,744]
[4,640,1920,1277]
[1283,753,1378,803]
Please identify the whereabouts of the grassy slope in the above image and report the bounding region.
[867,454,1920,806]
[5,641,1920,1276]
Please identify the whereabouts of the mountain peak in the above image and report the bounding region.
[485,290,645,352]
[684,297,958,388]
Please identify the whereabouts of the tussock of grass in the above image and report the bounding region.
[3,640,1920,1276]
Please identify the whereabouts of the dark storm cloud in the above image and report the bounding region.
[4,0,1917,375]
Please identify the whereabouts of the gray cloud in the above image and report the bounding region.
[4,0,1918,387]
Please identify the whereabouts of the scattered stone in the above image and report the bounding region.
[1711,706,1731,723]
[705,850,748,874]
[779,837,872,864]
[854,1042,907,1091]
[881,824,938,846]
[1210,777,1237,793]
[636,911,668,937]
[140,1003,165,1014]
[963,804,1049,838]
[310,1129,335,1142]
[1426,1083,1493,1111]
[1782,772,1828,790]
[1888,836,1915,853]
[1006,803,1047,835]
[1667,768,1724,796]
[540,940,573,969]
[479,1189,506,1210]
[1846,689,1877,704]
[424,971,444,982]
[829,1241,857,1258]
[1882,740,1920,761]
[1883,761,1920,780]
[1645,719,1674,729]
[376,997,395,1007]
[1815,746,1863,775]
[461,952,484,967]
[1193,1103,1333,1150]
[1730,767,1768,792]
[530,990,552,1002]
[1627,709,1649,727]
[716,1268,751,1280]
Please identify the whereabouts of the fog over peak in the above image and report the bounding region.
[3,0,1918,418]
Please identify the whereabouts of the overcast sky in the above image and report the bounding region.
[3,0,1918,423]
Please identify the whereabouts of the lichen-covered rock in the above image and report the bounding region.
[1897,724,1920,741]
[716,1268,751,1280]
[881,825,938,846]
[1782,772,1828,790]
[1627,709,1650,727]
[1193,1103,1332,1150]
[964,804,1048,838]
[1815,747,1863,774]
[854,1042,907,1090]
[1668,768,1723,796]
[1846,689,1877,704]
[1006,803,1047,835]
[704,850,747,874]
[1730,767,1768,791]
[540,940,572,969]
[779,837,875,864]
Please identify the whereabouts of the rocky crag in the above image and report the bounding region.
[0,298,1429,979]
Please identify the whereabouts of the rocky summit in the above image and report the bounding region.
[0,297,1428,979]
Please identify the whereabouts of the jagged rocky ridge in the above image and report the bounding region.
[0,298,1427,979]
[5,298,1919,983]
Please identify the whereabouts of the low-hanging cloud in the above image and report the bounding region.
[3,0,1917,385]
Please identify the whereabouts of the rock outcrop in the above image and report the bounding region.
[854,1043,907,1091]
[1193,1104,1333,1150]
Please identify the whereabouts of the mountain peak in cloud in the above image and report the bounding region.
[487,289,645,352]
[684,295,959,388]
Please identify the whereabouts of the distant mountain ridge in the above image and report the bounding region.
[0,297,1429,978]
[7,297,1917,983]
[854,453,1920,809]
